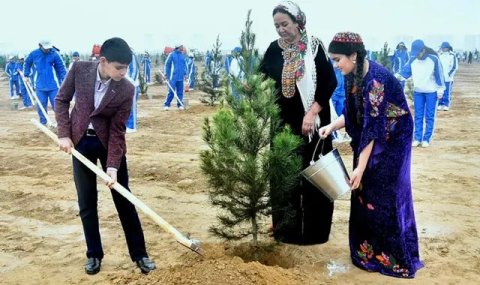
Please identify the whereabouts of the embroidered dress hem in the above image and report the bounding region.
[352,257,423,278]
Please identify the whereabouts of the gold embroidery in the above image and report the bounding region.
[278,36,320,99]
[279,38,299,98]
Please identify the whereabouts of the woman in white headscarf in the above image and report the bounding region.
[260,1,337,245]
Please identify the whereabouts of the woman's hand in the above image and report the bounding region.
[350,166,365,190]
[302,111,316,136]
[318,124,334,139]
[350,140,373,190]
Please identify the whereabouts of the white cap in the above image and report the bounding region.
[39,40,53,49]
[8,55,14,60]
[175,43,183,49]
[18,54,25,59]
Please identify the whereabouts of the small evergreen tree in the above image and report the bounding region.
[139,69,148,97]
[378,41,392,71]
[61,54,70,68]
[199,35,226,106]
[0,55,7,69]
[200,10,302,246]
[238,12,259,78]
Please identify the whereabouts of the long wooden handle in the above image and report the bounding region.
[31,119,201,253]
[158,70,185,108]
[18,70,36,107]
[20,73,55,127]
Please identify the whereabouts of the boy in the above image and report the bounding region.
[5,56,20,99]
[55,37,156,275]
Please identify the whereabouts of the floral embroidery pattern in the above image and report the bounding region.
[376,252,394,268]
[357,241,410,277]
[278,35,319,98]
[279,37,306,98]
[385,104,408,141]
[376,252,410,277]
[357,240,374,264]
[387,103,408,118]
[368,80,385,117]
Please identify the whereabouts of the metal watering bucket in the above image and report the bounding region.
[301,139,350,201]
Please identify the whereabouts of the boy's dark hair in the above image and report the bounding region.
[100,37,132,65]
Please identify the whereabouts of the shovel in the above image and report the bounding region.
[31,118,203,256]
[158,70,185,108]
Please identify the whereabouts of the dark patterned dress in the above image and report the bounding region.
[260,38,337,245]
[345,60,423,278]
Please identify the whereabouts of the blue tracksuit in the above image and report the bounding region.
[330,67,345,140]
[142,55,151,83]
[17,61,33,107]
[164,49,187,107]
[438,51,458,108]
[392,49,410,73]
[126,54,140,131]
[24,48,67,124]
[392,45,410,90]
[331,67,345,116]
[30,64,37,85]
[24,48,66,91]
[205,51,212,74]
[186,56,196,89]
[5,60,20,98]
[401,53,445,143]
[224,54,233,75]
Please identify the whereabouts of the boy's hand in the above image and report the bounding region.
[106,168,117,189]
[58,137,74,154]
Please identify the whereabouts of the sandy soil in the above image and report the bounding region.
[0,63,479,285]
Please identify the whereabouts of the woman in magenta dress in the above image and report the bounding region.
[319,32,423,278]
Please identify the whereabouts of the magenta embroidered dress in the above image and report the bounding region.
[344,61,423,278]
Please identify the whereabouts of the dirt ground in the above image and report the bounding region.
[0,63,479,285]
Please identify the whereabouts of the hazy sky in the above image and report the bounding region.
[1,0,479,55]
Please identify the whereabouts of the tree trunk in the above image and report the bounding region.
[251,216,258,247]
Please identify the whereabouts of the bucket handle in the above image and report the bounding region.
[309,138,325,165]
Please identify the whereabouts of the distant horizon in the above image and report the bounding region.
[1,0,479,55]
